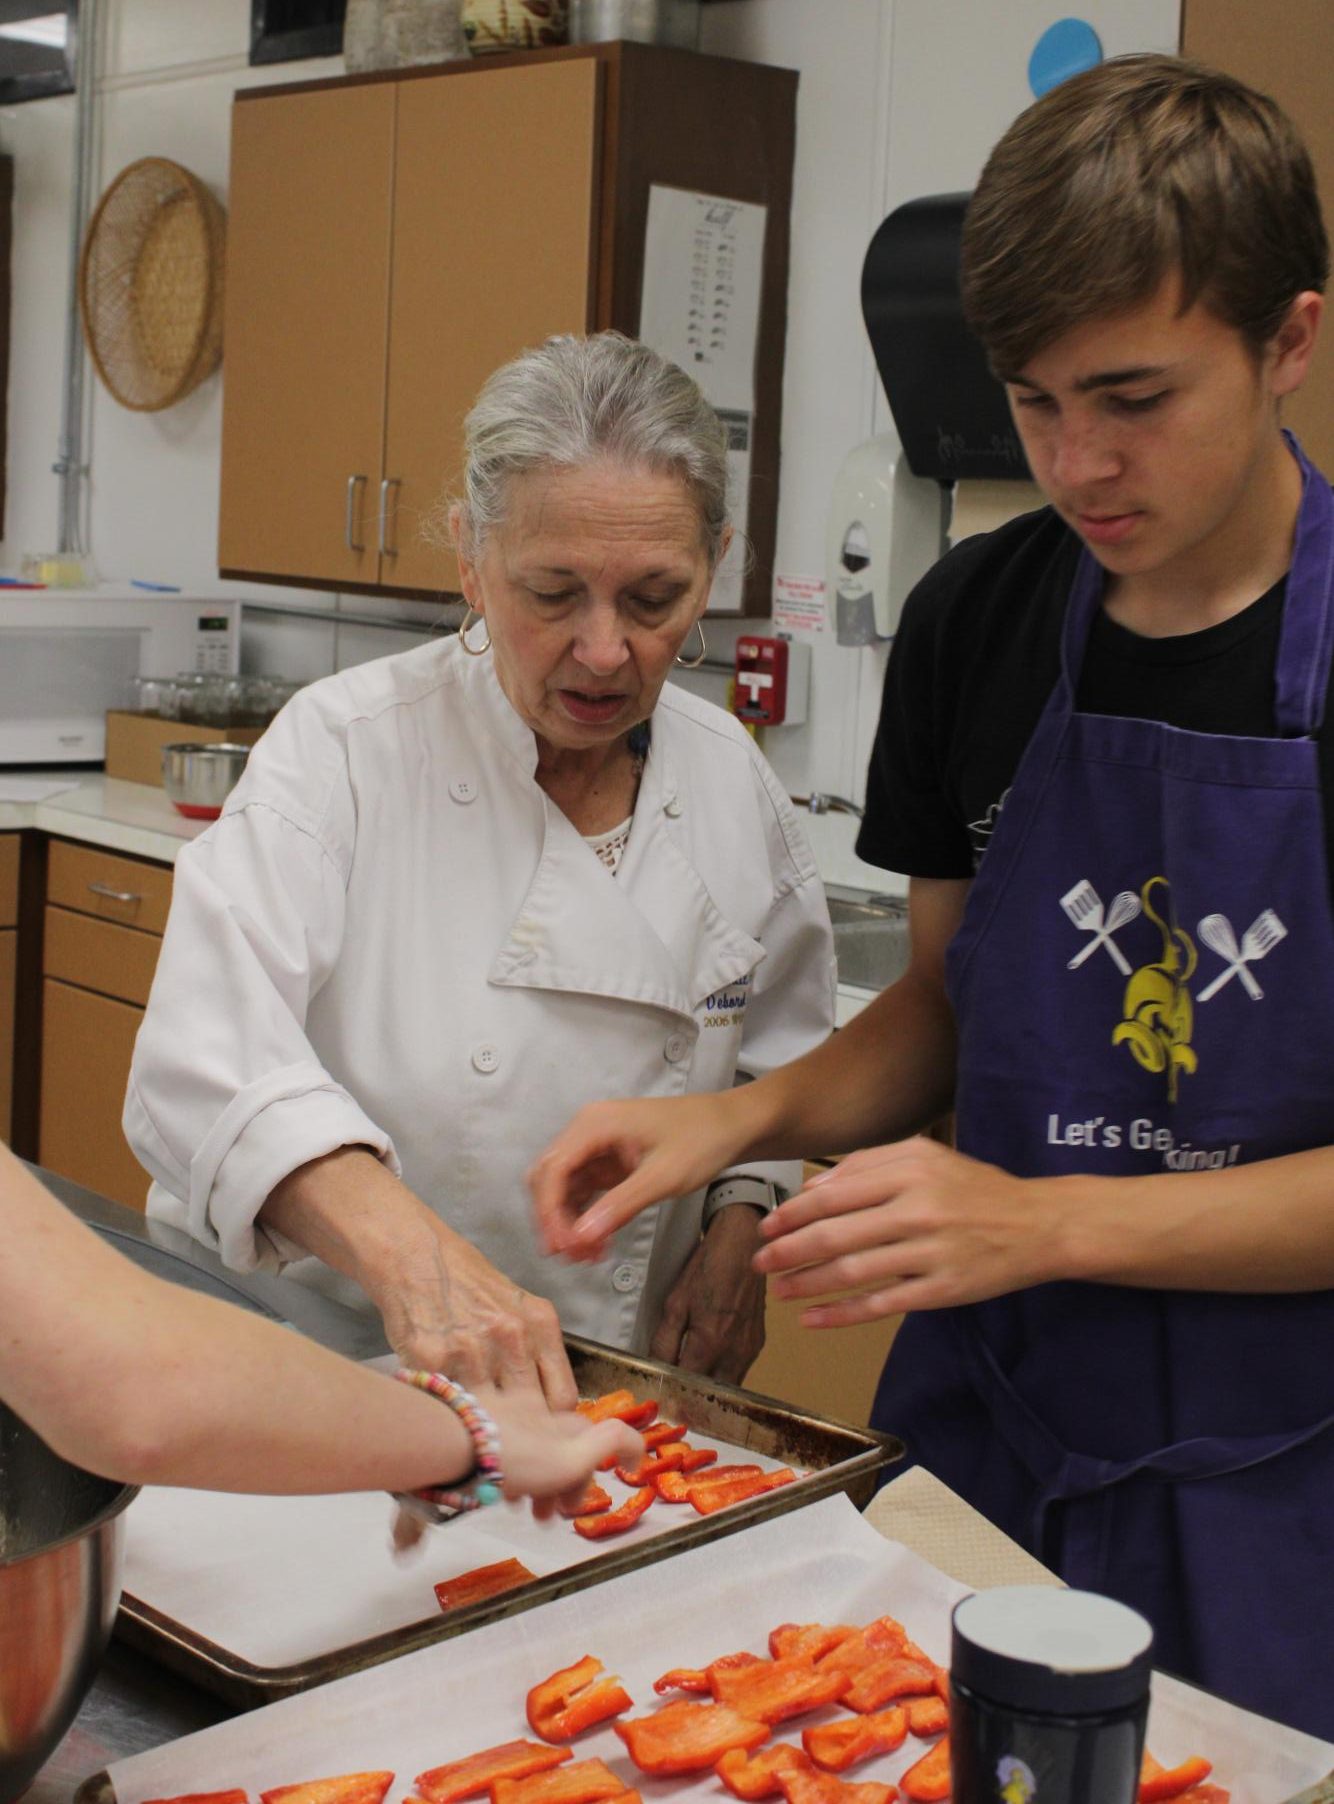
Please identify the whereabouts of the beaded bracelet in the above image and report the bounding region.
[394,1369,505,1517]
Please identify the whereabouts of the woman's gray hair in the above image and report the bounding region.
[456,331,731,567]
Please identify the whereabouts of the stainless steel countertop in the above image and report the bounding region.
[22,1167,391,1800]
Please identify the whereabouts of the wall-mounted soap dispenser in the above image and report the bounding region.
[827,433,944,646]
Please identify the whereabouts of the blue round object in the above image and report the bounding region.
[1028,17,1103,98]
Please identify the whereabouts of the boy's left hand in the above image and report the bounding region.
[753,1137,1066,1325]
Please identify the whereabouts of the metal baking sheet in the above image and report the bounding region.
[113,1336,900,1708]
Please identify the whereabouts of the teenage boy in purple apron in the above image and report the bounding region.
[531,55,1334,1736]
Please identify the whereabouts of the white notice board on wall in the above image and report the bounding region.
[639,185,768,613]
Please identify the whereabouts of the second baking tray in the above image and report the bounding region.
[114,1335,901,1707]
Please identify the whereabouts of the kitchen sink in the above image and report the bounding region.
[825,886,911,992]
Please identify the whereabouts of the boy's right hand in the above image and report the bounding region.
[527,1094,746,1261]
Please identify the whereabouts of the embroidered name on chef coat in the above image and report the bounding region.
[703,972,753,1027]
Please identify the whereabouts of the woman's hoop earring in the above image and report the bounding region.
[676,620,707,669]
[458,607,491,656]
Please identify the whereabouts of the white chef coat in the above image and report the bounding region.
[125,638,836,1351]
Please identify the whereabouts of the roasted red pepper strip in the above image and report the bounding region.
[616,1446,689,1486]
[562,1484,612,1518]
[654,1653,760,1695]
[416,1742,572,1804]
[615,1700,769,1773]
[716,1745,816,1801]
[652,1470,692,1503]
[146,1793,249,1804]
[577,1392,658,1428]
[707,1652,767,1683]
[1139,1757,1214,1802]
[816,1619,909,1675]
[711,1655,851,1724]
[641,1420,687,1449]
[683,1463,765,1489]
[770,1624,857,1663]
[904,1697,949,1738]
[898,1736,951,1803]
[776,1771,896,1804]
[690,1468,797,1515]
[577,1390,636,1421]
[843,1657,938,1714]
[434,1558,536,1613]
[1174,1789,1229,1804]
[526,1655,632,1743]
[654,1667,711,1695]
[493,1759,629,1804]
[572,1485,654,1539]
[261,1778,394,1804]
[678,1446,718,1472]
[802,1706,909,1771]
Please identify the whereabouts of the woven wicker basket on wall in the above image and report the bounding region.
[79,157,226,412]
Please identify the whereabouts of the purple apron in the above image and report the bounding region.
[872,437,1334,1738]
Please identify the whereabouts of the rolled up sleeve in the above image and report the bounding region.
[124,803,400,1273]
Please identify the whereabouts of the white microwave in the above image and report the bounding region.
[0,591,242,764]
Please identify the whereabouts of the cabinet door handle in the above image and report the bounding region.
[379,477,401,558]
[87,881,140,904]
[345,474,368,552]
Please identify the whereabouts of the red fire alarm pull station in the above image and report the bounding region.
[733,635,808,726]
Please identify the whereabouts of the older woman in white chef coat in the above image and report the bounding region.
[125,331,835,1407]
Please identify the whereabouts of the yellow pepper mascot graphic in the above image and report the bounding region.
[1112,876,1197,1101]
[997,1755,1037,1804]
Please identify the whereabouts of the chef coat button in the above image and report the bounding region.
[450,777,479,805]
[612,1263,641,1293]
[663,1033,689,1064]
[471,1043,500,1074]
[664,797,682,819]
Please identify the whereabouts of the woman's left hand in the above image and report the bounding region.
[650,1203,767,1383]
[753,1136,1068,1325]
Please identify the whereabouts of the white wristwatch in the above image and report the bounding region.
[703,1176,780,1223]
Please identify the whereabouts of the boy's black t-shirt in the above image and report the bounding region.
[856,505,1334,884]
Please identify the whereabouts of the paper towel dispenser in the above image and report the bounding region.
[862,193,1031,484]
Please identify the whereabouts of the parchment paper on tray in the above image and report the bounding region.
[116,1343,897,1705]
[103,1497,1334,1804]
[119,1423,788,1668]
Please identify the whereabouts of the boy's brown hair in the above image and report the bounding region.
[961,54,1329,377]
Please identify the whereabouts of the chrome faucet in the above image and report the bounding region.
[801,792,865,819]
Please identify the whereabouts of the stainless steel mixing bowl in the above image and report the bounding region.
[160,740,251,819]
[0,1403,136,1802]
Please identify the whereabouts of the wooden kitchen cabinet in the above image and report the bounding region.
[45,839,173,936]
[1181,2,1334,473]
[38,840,171,1210]
[218,43,796,612]
[218,80,397,593]
[40,982,154,1211]
[0,834,17,1144]
[745,1162,900,1427]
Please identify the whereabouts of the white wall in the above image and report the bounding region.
[691,0,1179,889]
[0,0,1178,885]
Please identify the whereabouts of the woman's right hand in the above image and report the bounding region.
[486,1389,644,1518]
[528,1092,750,1261]
[392,1389,644,1550]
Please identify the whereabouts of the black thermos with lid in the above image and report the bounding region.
[950,1586,1154,1804]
